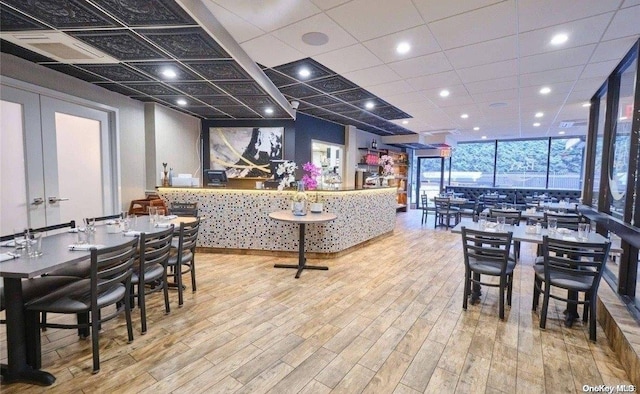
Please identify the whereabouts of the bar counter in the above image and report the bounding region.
[157,186,397,257]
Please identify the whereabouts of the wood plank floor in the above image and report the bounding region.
[0,211,632,393]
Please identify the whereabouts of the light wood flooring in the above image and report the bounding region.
[0,211,633,393]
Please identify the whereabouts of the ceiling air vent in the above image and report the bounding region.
[559,121,575,128]
[0,31,118,64]
[558,119,587,128]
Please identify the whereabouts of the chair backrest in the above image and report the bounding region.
[542,236,611,291]
[482,194,499,208]
[176,218,201,255]
[149,198,168,213]
[489,209,522,226]
[461,227,513,273]
[544,212,582,230]
[90,238,137,306]
[170,202,198,217]
[434,197,451,209]
[420,194,430,209]
[137,226,174,281]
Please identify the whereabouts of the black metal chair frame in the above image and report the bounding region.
[543,212,583,231]
[24,238,137,373]
[532,236,611,341]
[420,194,436,225]
[461,227,514,320]
[168,218,201,306]
[434,197,460,229]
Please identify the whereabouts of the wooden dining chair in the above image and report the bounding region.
[532,236,611,341]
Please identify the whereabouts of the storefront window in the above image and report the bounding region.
[548,137,586,190]
[450,142,495,186]
[495,139,548,188]
[609,57,637,220]
[592,92,607,206]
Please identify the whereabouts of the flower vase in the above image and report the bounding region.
[292,201,307,216]
[162,171,170,187]
[381,177,389,187]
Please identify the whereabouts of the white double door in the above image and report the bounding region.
[1,84,116,235]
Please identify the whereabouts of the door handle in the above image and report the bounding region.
[48,197,70,204]
[32,197,44,206]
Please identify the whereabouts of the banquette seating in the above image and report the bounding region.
[445,186,581,207]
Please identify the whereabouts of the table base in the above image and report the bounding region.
[274,262,329,279]
[0,364,55,386]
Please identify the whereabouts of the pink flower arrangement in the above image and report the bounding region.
[301,162,321,190]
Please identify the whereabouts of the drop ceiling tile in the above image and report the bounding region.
[428,1,516,50]
[332,89,376,102]
[271,13,357,56]
[388,52,452,78]
[312,44,382,74]
[184,60,250,81]
[326,0,424,41]
[520,45,597,74]
[93,0,196,26]
[140,28,230,59]
[263,69,298,87]
[581,60,620,79]
[457,59,518,83]
[201,1,264,43]
[240,34,305,68]
[279,83,324,98]
[603,4,640,40]
[128,61,202,81]
[517,0,622,32]
[214,81,267,96]
[76,64,151,82]
[1,39,55,62]
[445,35,517,69]
[93,82,143,96]
[0,5,49,31]
[572,77,606,93]
[307,75,358,93]
[68,30,166,61]
[342,64,401,87]
[366,80,416,97]
[471,89,519,104]
[518,13,613,57]
[274,58,335,81]
[383,91,431,107]
[234,95,277,108]
[464,76,518,94]
[197,95,242,106]
[309,0,352,10]
[188,106,232,118]
[302,95,340,106]
[122,82,181,96]
[324,102,361,113]
[369,105,412,120]
[362,25,440,63]
[214,105,262,118]
[591,36,640,63]
[1,0,118,29]
[211,0,321,32]
[167,82,223,96]
[518,66,582,88]
[406,71,462,91]
[412,0,505,23]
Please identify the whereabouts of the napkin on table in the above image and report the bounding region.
[0,240,15,247]
[123,230,142,237]
[0,252,19,262]
[154,223,172,228]
[164,215,178,219]
[68,244,105,251]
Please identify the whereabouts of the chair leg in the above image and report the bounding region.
[77,312,89,338]
[540,283,550,329]
[41,312,47,332]
[124,285,134,343]
[589,294,597,342]
[91,310,100,373]
[532,277,540,311]
[163,271,171,314]
[499,276,505,320]
[583,292,590,322]
[462,268,471,310]
[506,274,513,306]
[190,258,197,292]
[176,263,184,307]
[139,281,147,335]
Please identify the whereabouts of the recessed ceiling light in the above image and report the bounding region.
[396,42,411,54]
[550,33,568,45]
[402,120,409,125]
[301,31,329,46]
[162,69,177,78]
[533,122,541,127]
[460,113,469,119]
[558,130,566,135]
[365,101,375,110]
[481,136,487,139]
[539,87,551,95]
[176,99,187,106]
[265,108,274,115]
[439,89,450,97]
[582,102,591,107]
[298,68,311,78]
[473,127,480,131]
[535,112,544,118]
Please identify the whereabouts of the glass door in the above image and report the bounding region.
[416,157,445,208]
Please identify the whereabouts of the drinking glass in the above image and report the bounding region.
[28,232,43,258]
[85,218,96,234]
[148,207,157,224]
[77,229,88,244]
[479,212,488,229]
[547,218,557,235]
[497,216,506,230]
[578,223,590,241]
[155,208,165,224]
[13,228,28,256]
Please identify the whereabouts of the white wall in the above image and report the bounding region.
[0,53,200,211]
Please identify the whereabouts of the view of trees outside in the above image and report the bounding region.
[449,142,495,186]
[548,137,586,189]
[496,139,548,188]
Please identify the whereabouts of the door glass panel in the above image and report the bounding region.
[0,100,29,234]
[418,157,443,207]
[55,113,104,222]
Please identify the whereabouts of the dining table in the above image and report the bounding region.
[268,210,337,279]
[0,215,195,386]
[450,218,614,326]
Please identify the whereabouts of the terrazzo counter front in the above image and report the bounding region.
[157,187,397,256]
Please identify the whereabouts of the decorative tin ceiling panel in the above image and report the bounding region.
[78,64,151,82]
[122,82,181,96]
[262,69,297,87]
[1,0,118,29]
[0,5,49,30]
[185,60,250,81]
[198,95,242,106]
[274,60,334,82]
[90,0,195,27]
[307,75,358,93]
[141,28,230,59]
[128,61,201,81]
[69,30,166,61]
[44,64,106,82]
[279,84,323,99]
[214,81,266,96]
[166,82,222,96]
